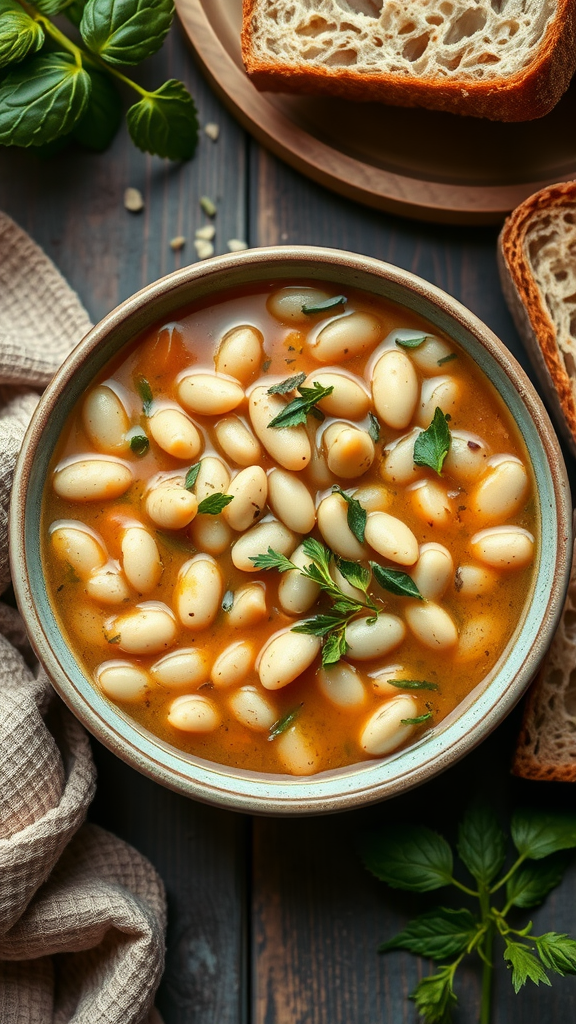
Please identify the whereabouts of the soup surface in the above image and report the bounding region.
[42,281,537,776]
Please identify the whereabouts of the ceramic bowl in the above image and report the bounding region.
[9,246,572,815]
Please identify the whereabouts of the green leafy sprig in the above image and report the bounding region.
[267,379,334,428]
[413,406,452,475]
[0,0,198,158]
[362,805,576,1024]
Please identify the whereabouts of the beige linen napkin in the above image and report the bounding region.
[0,212,167,1023]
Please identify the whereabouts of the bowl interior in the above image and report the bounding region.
[12,248,572,814]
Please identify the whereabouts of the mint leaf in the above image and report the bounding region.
[268,703,303,740]
[302,294,347,315]
[80,0,174,65]
[506,854,570,909]
[533,932,576,976]
[267,381,334,429]
[72,68,122,151]
[371,562,422,600]
[504,940,551,993]
[0,1,44,69]
[127,80,199,161]
[250,547,295,572]
[511,809,576,860]
[0,54,91,147]
[129,433,149,456]
[332,487,366,543]
[368,411,381,443]
[410,964,458,1024]
[135,375,153,415]
[197,492,233,515]
[380,907,478,960]
[362,825,454,891]
[336,558,371,593]
[457,803,506,887]
[413,407,451,475]
[267,372,306,395]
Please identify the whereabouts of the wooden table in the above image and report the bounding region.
[1,24,576,1024]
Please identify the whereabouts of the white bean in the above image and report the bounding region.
[229,686,277,731]
[306,446,335,489]
[151,648,210,689]
[472,456,529,521]
[194,457,231,502]
[95,660,149,701]
[456,614,504,663]
[178,373,244,415]
[249,386,311,470]
[405,602,458,650]
[345,615,406,660]
[416,376,460,426]
[215,325,263,383]
[231,519,298,572]
[121,527,162,593]
[112,602,176,654]
[276,725,319,775]
[50,522,107,577]
[352,484,392,513]
[168,694,220,732]
[278,543,321,615]
[443,430,489,482]
[365,511,418,566]
[381,429,423,485]
[311,311,383,363]
[409,479,453,528]
[258,629,321,689]
[412,543,453,600]
[175,556,223,630]
[54,458,133,502]
[214,416,262,466]
[86,566,131,605]
[83,385,129,453]
[211,641,255,688]
[407,337,453,374]
[324,423,374,479]
[369,664,412,697]
[145,481,198,530]
[267,286,331,323]
[302,370,371,419]
[149,408,203,460]
[360,695,418,756]
[317,493,366,560]
[372,350,419,429]
[455,563,498,597]
[318,662,366,708]
[222,465,268,532]
[190,514,233,556]
[470,527,534,570]
[267,469,316,534]
[226,583,268,627]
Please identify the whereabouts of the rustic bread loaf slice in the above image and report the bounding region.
[498,181,576,458]
[242,0,576,121]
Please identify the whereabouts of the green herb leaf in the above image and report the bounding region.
[380,907,478,960]
[371,562,422,600]
[511,809,576,860]
[135,376,153,415]
[437,353,457,366]
[0,54,91,148]
[367,411,381,443]
[401,713,433,725]
[107,633,121,644]
[72,68,122,151]
[395,334,429,349]
[221,589,234,612]
[506,854,570,909]
[127,80,199,161]
[197,492,233,515]
[332,487,367,543]
[34,0,70,13]
[301,537,331,571]
[320,629,347,666]
[129,433,149,457]
[504,940,551,993]
[292,614,346,638]
[301,294,347,315]
[336,558,371,593]
[0,0,44,69]
[387,679,439,691]
[413,407,452,475]
[267,381,334,429]
[261,358,272,373]
[185,463,201,490]
[155,530,196,554]
[80,0,174,65]
[268,703,303,740]
[267,372,306,395]
[457,803,506,887]
[361,825,454,892]
[533,932,576,976]
[250,547,295,572]
[410,964,458,1024]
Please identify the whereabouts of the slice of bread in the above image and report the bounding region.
[242,0,576,121]
[498,181,576,458]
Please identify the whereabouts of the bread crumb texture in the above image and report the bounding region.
[247,0,557,81]
[524,206,576,391]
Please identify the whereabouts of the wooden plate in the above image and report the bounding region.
[176,0,576,225]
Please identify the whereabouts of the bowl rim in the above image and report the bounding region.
[9,245,573,815]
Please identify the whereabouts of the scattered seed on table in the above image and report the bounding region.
[124,187,144,213]
[196,224,216,241]
[227,239,248,252]
[204,123,220,141]
[200,196,217,217]
[194,239,214,259]
[170,236,186,251]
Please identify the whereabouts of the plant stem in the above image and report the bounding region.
[490,854,527,893]
[479,886,493,1024]
[451,878,479,898]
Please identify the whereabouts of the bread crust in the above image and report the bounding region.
[498,180,576,457]
[241,0,576,122]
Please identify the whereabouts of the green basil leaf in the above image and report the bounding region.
[379,907,478,960]
[268,703,303,740]
[267,382,334,429]
[361,825,454,891]
[367,411,381,443]
[413,407,451,475]
[409,964,458,1023]
[0,1,44,69]
[503,940,551,993]
[80,0,174,65]
[371,562,422,600]
[332,486,366,543]
[511,809,576,860]
[457,803,506,886]
[267,372,306,395]
[301,294,347,315]
[72,68,122,151]
[506,854,570,909]
[336,558,370,593]
[196,492,233,515]
[127,79,198,161]
[533,932,576,976]
[0,54,91,147]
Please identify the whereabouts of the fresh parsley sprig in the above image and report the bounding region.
[267,380,334,428]
[362,805,576,1024]
[331,486,367,543]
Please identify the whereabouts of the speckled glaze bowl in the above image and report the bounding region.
[9,247,572,815]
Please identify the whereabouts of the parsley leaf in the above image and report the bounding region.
[511,809,576,860]
[196,492,233,515]
[504,941,551,993]
[268,703,303,740]
[506,855,570,909]
[249,547,296,572]
[413,407,452,475]
[457,803,507,887]
[371,562,422,600]
[332,486,367,543]
[267,372,307,395]
[410,964,458,1023]
[185,462,201,490]
[267,381,334,428]
[301,294,347,315]
[533,932,576,976]
[368,411,381,443]
[336,558,371,594]
[129,433,149,456]
[380,908,478,960]
[135,375,154,415]
[362,825,454,892]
